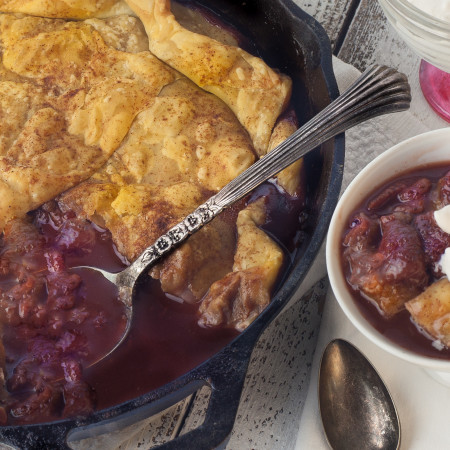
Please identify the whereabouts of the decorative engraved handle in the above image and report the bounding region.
[122,197,224,282]
[126,65,410,280]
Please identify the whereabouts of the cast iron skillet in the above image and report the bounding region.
[0,1,344,448]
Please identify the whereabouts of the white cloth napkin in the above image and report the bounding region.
[295,57,450,449]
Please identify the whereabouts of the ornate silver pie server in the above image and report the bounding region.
[75,65,411,363]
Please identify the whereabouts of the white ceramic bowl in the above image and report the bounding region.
[326,128,450,380]
[378,0,450,72]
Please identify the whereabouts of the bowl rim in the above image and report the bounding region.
[379,0,450,33]
[326,127,450,371]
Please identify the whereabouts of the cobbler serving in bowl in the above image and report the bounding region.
[327,128,450,379]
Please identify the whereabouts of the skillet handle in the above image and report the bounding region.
[0,421,73,450]
[155,324,262,450]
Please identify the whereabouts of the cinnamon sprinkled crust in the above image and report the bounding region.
[124,0,292,156]
[60,76,256,262]
[406,278,450,347]
[0,0,132,19]
[0,13,174,230]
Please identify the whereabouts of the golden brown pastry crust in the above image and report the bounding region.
[59,76,256,262]
[406,278,450,347]
[268,111,304,196]
[0,13,174,230]
[0,0,132,19]
[124,0,292,156]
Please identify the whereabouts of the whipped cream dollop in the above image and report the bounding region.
[435,205,450,279]
[434,204,450,234]
[407,0,450,23]
[439,248,450,280]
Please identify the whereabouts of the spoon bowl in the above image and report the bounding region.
[319,339,400,450]
[75,66,411,365]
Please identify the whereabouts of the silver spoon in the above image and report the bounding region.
[75,66,411,363]
[319,339,401,450]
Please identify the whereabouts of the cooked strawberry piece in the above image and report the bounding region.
[344,212,428,317]
[415,211,450,276]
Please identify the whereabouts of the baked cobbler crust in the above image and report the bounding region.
[124,0,292,155]
[0,0,132,19]
[406,278,450,348]
[0,13,174,230]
